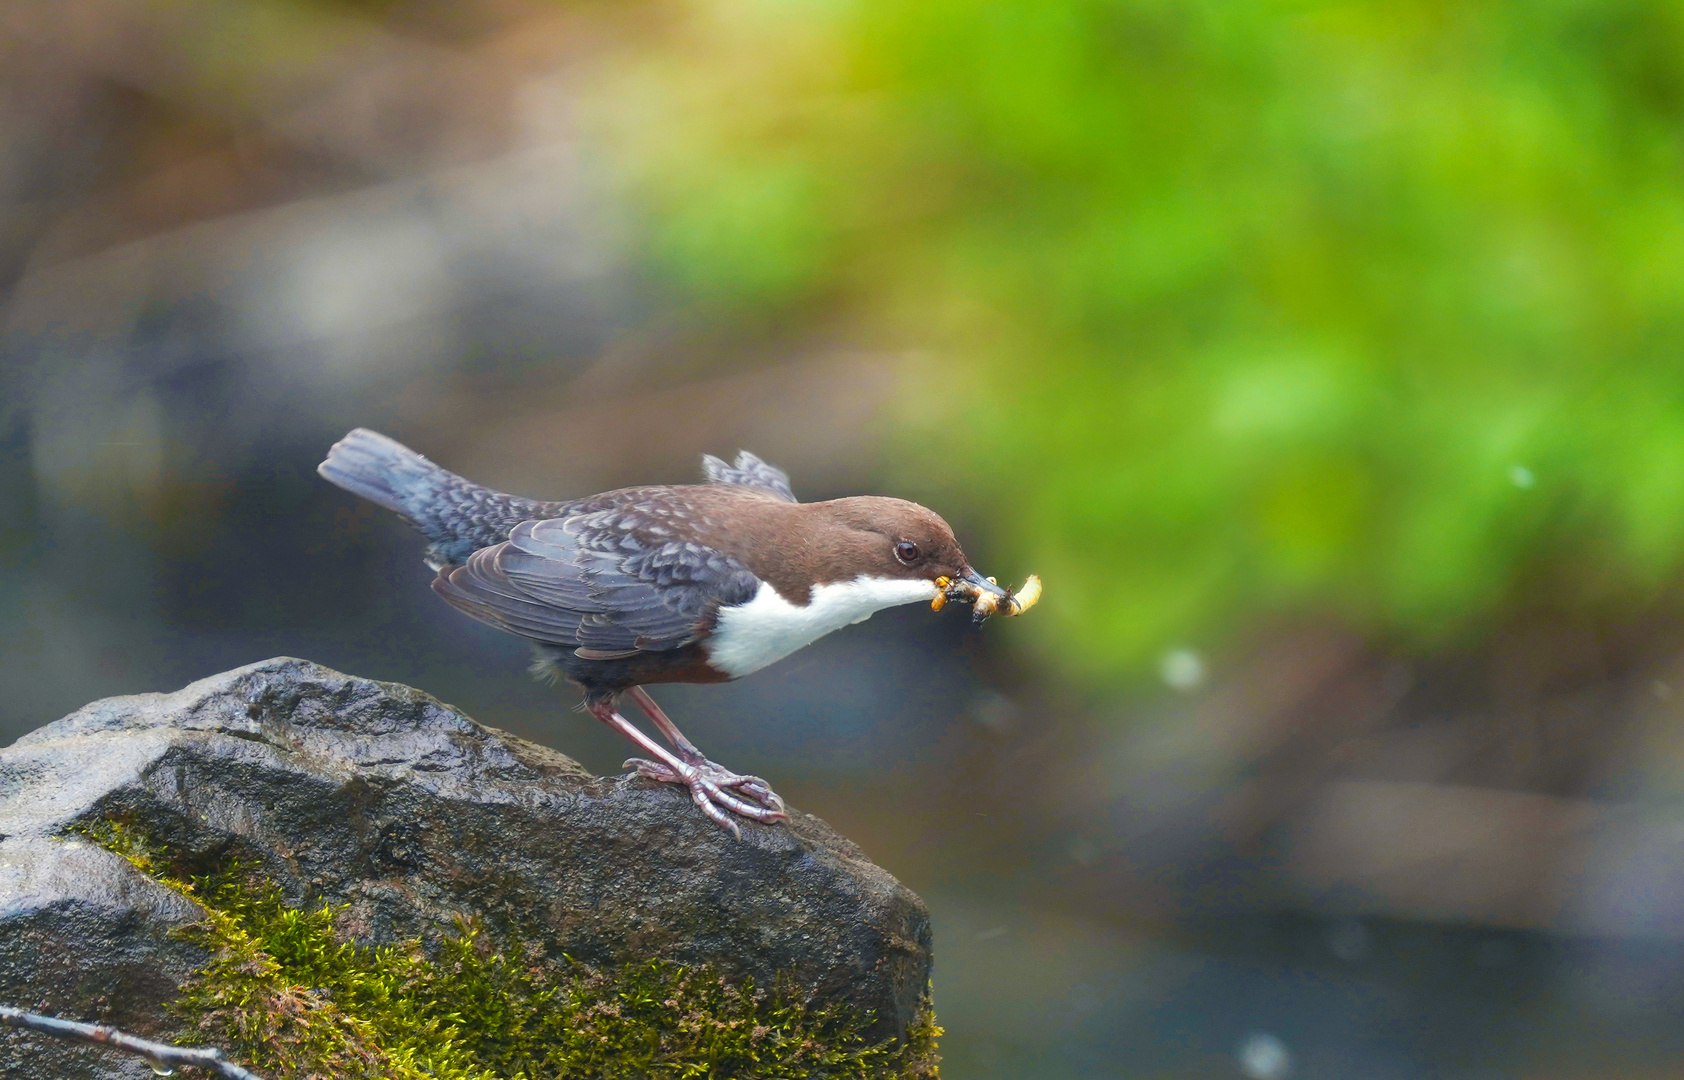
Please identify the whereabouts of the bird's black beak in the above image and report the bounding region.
[932,567,1041,623]
[961,567,1010,600]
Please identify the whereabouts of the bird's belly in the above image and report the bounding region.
[704,576,939,679]
[533,642,731,691]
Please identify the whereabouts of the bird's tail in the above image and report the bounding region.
[318,428,457,525]
[318,428,552,565]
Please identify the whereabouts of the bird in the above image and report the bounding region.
[317,428,1039,836]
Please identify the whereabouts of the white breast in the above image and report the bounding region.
[704,576,940,679]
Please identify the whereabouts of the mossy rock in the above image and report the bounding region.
[79,821,938,1079]
[0,659,939,1077]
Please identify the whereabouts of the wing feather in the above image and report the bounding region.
[430,503,761,656]
[702,450,796,502]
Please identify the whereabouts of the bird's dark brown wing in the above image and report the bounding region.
[431,509,761,657]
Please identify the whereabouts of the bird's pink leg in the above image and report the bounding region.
[584,696,786,837]
[625,686,706,760]
[623,686,787,817]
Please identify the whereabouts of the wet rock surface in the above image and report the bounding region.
[0,657,932,1074]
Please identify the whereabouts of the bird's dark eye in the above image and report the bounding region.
[894,540,920,564]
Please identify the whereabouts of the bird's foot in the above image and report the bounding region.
[623,756,788,836]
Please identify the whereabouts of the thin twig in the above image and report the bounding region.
[0,1005,267,1079]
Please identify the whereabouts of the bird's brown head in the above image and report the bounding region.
[814,495,971,584]
[807,496,1039,621]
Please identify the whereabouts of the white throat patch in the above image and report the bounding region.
[704,576,940,679]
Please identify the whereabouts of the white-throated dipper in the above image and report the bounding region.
[318,428,1040,835]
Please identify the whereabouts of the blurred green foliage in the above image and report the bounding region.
[599,0,1684,679]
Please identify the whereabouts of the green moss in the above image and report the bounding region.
[78,821,940,1080]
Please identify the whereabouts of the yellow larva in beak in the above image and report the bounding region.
[1004,574,1042,617]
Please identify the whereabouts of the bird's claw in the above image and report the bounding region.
[624,757,789,835]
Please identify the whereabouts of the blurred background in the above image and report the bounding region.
[6,0,1684,1076]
